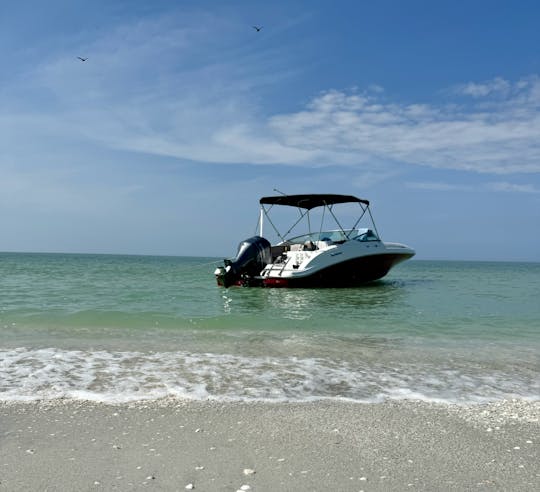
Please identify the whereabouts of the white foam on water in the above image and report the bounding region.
[1,347,538,404]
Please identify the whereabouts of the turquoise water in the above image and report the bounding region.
[1,253,539,403]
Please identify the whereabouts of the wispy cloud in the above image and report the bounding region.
[1,11,302,165]
[406,181,475,192]
[406,180,540,194]
[264,79,540,174]
[453,76,540,103]
[2,11,540,179]
[455,77,511,98]
[485,181,540,193]
[82,74,540,174]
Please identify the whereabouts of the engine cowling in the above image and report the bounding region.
[215,236,272,287]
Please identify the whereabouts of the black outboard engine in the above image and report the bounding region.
[215,236,271,287]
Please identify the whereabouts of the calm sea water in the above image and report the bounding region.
[1,253,538,404]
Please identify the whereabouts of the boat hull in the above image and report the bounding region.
[260,252,413,288]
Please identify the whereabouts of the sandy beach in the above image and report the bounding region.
[0,399,538,491]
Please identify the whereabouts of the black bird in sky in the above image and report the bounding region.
[77,57,88,62]
[252,26,262,32]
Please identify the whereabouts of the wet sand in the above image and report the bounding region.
[1,399,538,491]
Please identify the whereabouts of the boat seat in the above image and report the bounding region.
[271,245,287,256]
[303,240,317,251]
[289,244,304,251]
[316,240,333,249]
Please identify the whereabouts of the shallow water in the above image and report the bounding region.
[1,253,539,403]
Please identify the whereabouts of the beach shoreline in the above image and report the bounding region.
[1,399,538,491]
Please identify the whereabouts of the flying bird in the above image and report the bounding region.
[77,57,88,62]
[252,26,262,32]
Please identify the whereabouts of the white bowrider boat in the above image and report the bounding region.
[215,193,415,288]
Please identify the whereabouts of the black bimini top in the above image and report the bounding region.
[260,194,369,210]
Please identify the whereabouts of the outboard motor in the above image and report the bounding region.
[215,236,272,287]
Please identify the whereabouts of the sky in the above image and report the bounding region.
[1,0,539,261]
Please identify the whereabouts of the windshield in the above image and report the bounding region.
[352,229,380,242]
[281,229,359,244]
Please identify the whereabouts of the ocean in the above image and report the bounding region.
[1,253,538,404]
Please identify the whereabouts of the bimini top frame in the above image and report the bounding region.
[257,194,378,243]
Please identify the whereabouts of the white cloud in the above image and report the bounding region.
[406,181,475,192]
[406,180,540,194]
[2,12,540,178]
[126,76,540,174]
[485,181,540,194]
[454,76,540,105]
[263,81,540,174]
[456,77,511,98]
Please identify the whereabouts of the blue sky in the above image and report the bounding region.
[1,0,539,260]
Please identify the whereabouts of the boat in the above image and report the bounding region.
[214,193,415,288]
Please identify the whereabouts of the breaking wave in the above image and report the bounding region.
[2,347,538,404]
